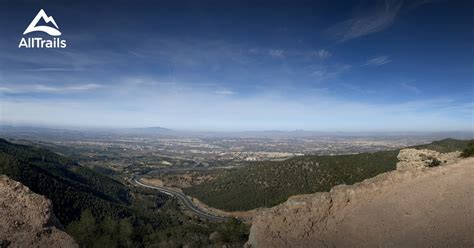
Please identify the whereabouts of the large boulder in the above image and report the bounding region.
[0,175,78,248]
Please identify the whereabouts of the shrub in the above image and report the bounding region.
[428,158,441,167]
[461,142,474,158]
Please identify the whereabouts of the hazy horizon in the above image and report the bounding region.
[2,123,474,135]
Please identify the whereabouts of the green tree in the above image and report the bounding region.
[66,210,97,246]
[117,219,133,247]
[92,235,117,248]
[218,218,249,243]
[100,216,118,235]
[461,142,474,158]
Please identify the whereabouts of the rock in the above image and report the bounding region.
[0,175,78,248]
[246,155,474,248]
[396,148,461,170]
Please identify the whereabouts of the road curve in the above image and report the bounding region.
[133,176,229,222]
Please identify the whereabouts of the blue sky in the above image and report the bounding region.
[0,0,472,131]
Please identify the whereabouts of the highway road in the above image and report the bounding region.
[133,176,229,222]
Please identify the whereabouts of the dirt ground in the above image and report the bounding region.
[247,157,474,247]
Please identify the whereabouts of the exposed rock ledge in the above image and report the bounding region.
[396,148,461,170]
[246,149,474,247]
[0,175,78,248]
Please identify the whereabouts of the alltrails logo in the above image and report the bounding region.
[19,9,67,48]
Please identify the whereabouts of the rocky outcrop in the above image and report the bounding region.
[0,175,78,248]
[396,148,461,170]
[246,150,474,247]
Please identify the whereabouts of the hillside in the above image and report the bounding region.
[414,138,472,153]
[184,139,472,211]
[0,138,133,224]
[246,151,474,247]
[0,138,249,247]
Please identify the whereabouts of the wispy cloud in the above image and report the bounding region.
[400,82,421,93]
[0,83,103,94]
[214,89,235,95]
[326,0,403,42]
[268,49,285,58]
[0,49,126,69]
[340,83,376,94]
[309,49,332,59]
[23,67,84,72]
[364,56,392,66]
[0,87,17,94]
[308,63,352,80]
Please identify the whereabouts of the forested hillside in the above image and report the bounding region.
[184,139,472,211]
[0,138,248,247]
[414,138,472,153]
[0,139,135,223]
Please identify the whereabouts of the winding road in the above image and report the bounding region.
[133,175,229,222]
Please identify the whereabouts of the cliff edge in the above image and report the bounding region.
[246,149,474,247]
[0,175,78,248]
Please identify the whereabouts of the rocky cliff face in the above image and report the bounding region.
[0,175,78,248]
[246,149,474,248]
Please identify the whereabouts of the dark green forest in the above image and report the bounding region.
[415,138,472,153]
[184,138,472,211]
[461,141,474,157]
[0,138,248,247]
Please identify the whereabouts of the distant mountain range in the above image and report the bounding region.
[0,125,175,139]
[1,124,473,139]
[121,126,174,134]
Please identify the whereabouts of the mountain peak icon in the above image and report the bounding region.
[23,9,61,36]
